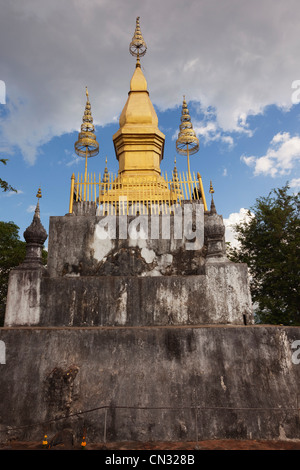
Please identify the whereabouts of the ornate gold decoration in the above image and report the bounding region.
[69,170,208,215]
[74,87,99,200]
[129,17,147,66]
[102,157,109,184]
[68,20,208,214]
[36,187,42,199]
[35,187,42,212]
[171,157,181,198]
[176,96,199,184]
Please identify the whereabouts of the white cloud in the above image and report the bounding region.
[290,177,300,188]
[26,204,36,213]
[223,208,252,248]
[65,154,83,167]
[1,189,24,198]
[193,121,234,147]
[241,131,300,177]
[1,0,300,163]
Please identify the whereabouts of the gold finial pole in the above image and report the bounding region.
[209,180,216,213]
[129,17,147,66]
[84,147,88,201]
[187,144,191,183]
[35,187,42,212]
[197,172,208,211]
[74,87,99,202]
[176,96,199,196]
[69,173,75,214]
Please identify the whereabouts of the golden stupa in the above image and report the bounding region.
[110,17,173,208]
[69,17,208,214]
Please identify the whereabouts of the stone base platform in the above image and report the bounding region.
[0,325,299,443]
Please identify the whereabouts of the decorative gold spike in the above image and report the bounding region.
[34,187,42,213]
[102,157,109,184]
[74,88,99,200]
[129,17,147,65]
[172,157,178,178]
[209,180,216,213]
[171,157,181,198]
[75,87,99,159]
[176,96,199,185]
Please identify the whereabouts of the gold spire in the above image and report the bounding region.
[35,187,42,212]
[171,157,181,198]
[176,96,199,186]
[209,180,216,213]
[102,157,109,184]
[113,18,165,179]
[36,187,42,199]
[129,17,147,67]
[75,87,99,158]
[74,87,99,200]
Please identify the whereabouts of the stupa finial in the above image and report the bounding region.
[129,17,147,67]
[74,87,99,199]
[35,186,42,214]
[176,96,199,183]
[74,87,99,159]
[209,180,217,214]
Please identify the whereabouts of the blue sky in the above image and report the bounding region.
[0,0,300,248]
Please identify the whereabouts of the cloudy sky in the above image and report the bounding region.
[0,0,300,246]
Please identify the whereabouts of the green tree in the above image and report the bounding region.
[1,159,17,193]
[227,183,300,325]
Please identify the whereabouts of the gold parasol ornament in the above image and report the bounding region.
[129,17,147,66]
[74,87,99,199]
[176,96,199,185]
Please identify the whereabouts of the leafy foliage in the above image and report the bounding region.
[0,159,17,193]
[227,183,300,325]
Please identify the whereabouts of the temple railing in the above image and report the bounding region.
[68,171,208,215]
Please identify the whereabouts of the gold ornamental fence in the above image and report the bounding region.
[68,171,208,215]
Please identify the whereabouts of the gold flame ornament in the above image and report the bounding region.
[74,87,99,199]
[129,17,147,65]
[176,96,199,184]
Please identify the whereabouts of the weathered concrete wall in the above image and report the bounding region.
[0,325,299,443]
[20,205,251,327]
[47,206,206,278]
[38,262,252,326]
[5,200,253,326]
[4,267,45,327]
